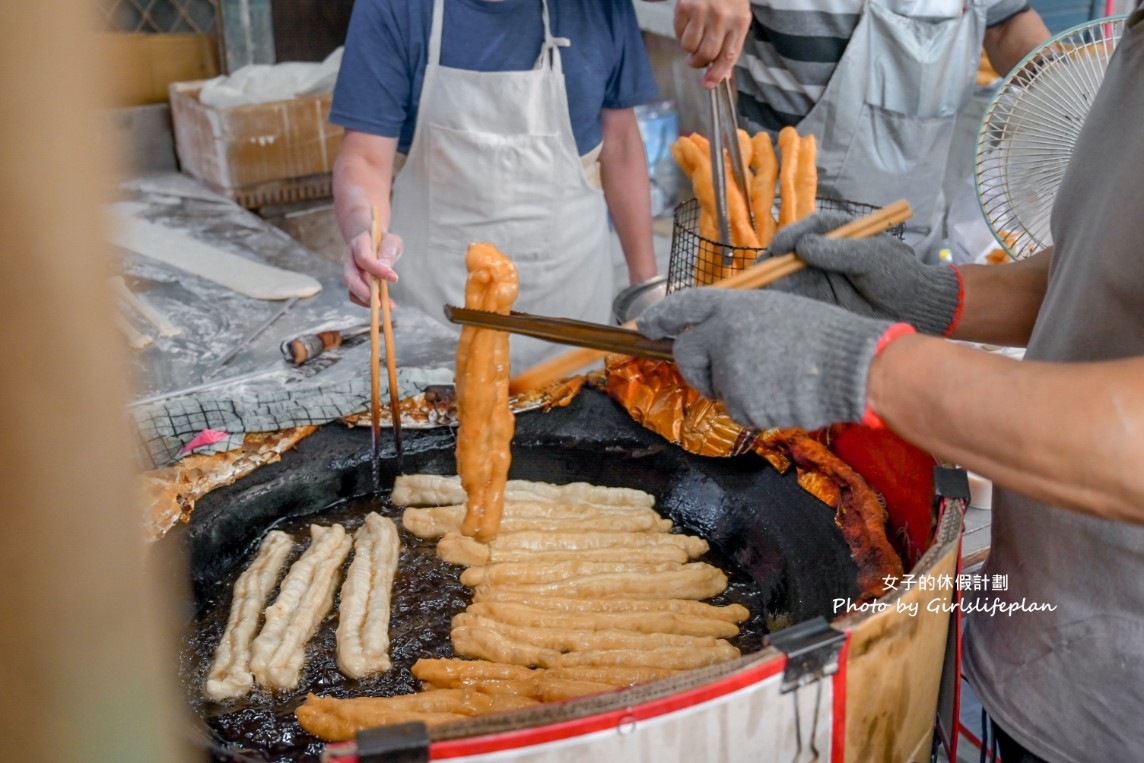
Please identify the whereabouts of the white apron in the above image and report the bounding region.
[797,0,987,262]
[389,0,614,369]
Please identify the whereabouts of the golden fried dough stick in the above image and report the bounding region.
[544,665,681,686]
[795,133,818,220]
[749,132,779,247]
[453,614,733,653]
[473,590,749,623]
[393,475,655,510]
[455,243,518,542]
[696,210,725,286]
[404,503,668,539]
[540,678,617,701]
[777,126,801,228]
[437,532,490,566]
[204,530,294,701]
[487,530,709,558]
[471,563,728,601]
[453,625,739,670]
[421,674,615,702]
[412,658,680,690]
[675,138,760,249]
[250,524,352,691]
[298,705,464,741]
[336,513,401,679]
[413,658,539,685]
[296,690,537,741]
[436,532,698,567]
[403,507,671,539]
[466,601,740,639]
[460,560,685,587]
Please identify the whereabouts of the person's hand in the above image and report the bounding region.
[343,230,402,307]
[637,288,914,431]
[765,212,964,336]
[673,0,752,89]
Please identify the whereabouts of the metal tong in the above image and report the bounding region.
[443,306,674,362]
[708,79,754,263]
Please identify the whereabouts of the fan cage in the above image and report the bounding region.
[976,16,1125,261]
[666,197,904,294]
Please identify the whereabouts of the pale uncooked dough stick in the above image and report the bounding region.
[487,530,709,558]
[109,211,321,300]
[452,613,733,652]
[403,507,671,539]
[393,474,655,509]
[109,276,181,337]
[471,564,727,601]
[460,560,685,587]
[336,513,401,679]
[204,530,294,701]
[453,625,739,670]
[250,524,353,691]
[472,590,750,623]
[466,601,740,639]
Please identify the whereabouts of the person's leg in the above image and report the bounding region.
[992,721,1052,763]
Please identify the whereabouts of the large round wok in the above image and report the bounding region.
[168,388,865,761]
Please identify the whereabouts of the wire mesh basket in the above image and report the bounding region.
[666,197,905,294]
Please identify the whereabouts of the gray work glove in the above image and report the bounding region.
[637,288,914,431]
[764,212,963,336]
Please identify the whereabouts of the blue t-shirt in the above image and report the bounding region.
[330,0,658,156]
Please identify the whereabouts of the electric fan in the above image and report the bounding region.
[976,16,1126,260]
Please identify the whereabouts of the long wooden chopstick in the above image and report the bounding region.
[369,209,403,478]
[508,199,911,394]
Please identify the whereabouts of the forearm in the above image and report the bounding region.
[600,110,657,285]
[333,131,397,243]
[983,9,1051,76]
[868,333,1144,524]
[948,249,1050,345]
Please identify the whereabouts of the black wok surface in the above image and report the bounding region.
[168,388,859,762]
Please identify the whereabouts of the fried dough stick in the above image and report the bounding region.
[204,530,294,701]
[455,243,518,542]
[296,690,538,741]
[412,658,680,689]
[393,474,655,509]
[436,533,691,567]
[749,132,778,247]
[777,126,801,228]
[453,613,734,653]
[461,560,686,587]
[796,133,818,220]
[482,530,709,557]
[471,563,728,600]
[474,590,749,622]
[250,524,352,691]
[404,508,671,539]
[454,625,739,670]
[466,600,740,638]
[336,513,401,679]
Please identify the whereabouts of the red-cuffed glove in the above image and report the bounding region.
[765,212,964,337]
[637,288,914,431]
